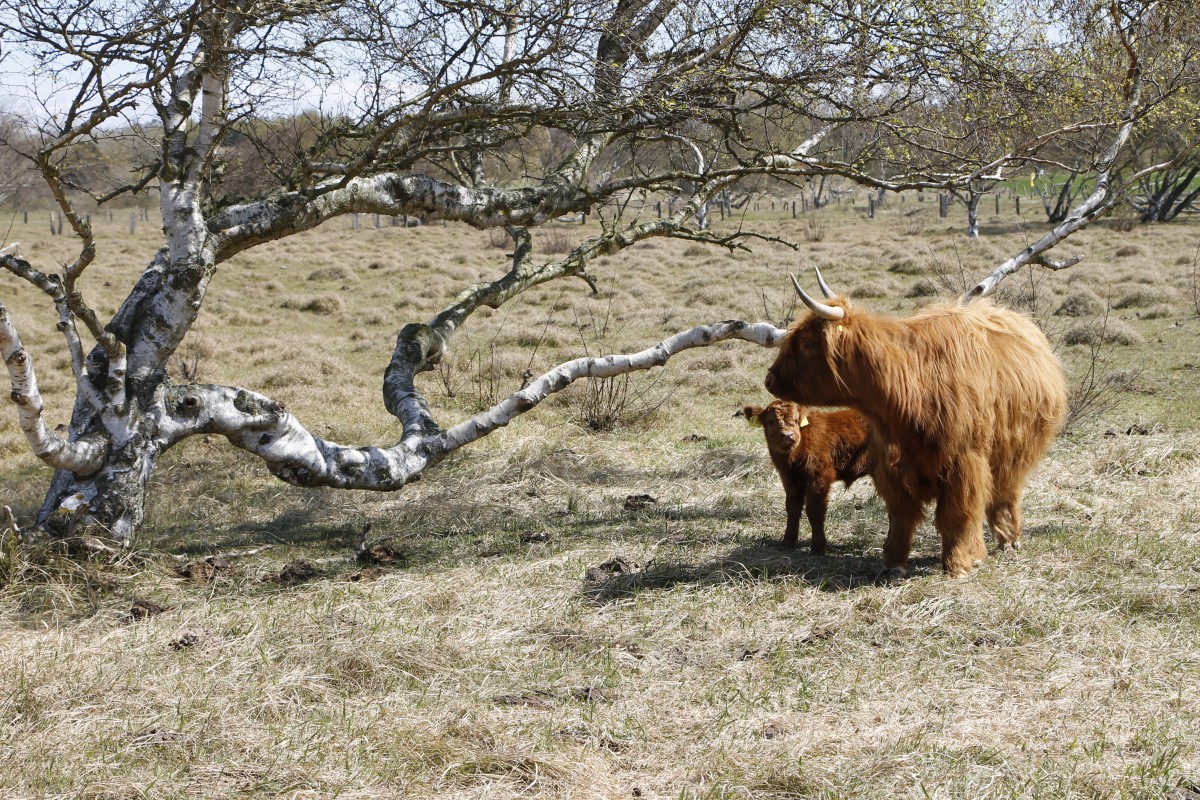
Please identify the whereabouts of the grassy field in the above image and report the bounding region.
[2,195,1200,799]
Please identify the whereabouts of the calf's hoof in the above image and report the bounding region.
[874,566,907,584]
[999,541,1021,553]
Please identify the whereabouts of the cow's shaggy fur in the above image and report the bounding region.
[765,296,1068,578]
[743,401,871,554]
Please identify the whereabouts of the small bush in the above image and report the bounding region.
[543,229,575,254]
[567,373,669,432]
[900,210,928,236]
[851,279,895,297]
[1113,287,1162,309]
[906,281,937,298]
[1136,304,1174,320]
[487,228,509,249]
[1063,318,1143,346]
[307,266,356,282]
[281,295,343,314]
[802,216,826,243]
[1108,209,1139,232]
[888,258,923,275]
[1055,288,1104,317]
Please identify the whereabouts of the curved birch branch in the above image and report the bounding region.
[1,245,103,411]
[0,299,107,474]
[380,178,733,439]
[967,2,1151,299]
[156,320,787,491]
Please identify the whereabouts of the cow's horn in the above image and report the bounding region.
[790,273,845,320]
[813,265,837,299]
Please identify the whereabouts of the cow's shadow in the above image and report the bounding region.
[580,536,943,600]
[577,515,1069,600]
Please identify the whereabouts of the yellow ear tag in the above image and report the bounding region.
[837,324,843,333]
[746,415,762,428]
[799,416,809,428]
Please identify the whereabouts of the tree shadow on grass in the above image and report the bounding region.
[149,500,363,557]
[149,491,762,563]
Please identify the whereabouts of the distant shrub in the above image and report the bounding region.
[1113,287,1162,309]
[543,229,574,254]
[1137,304,1175,320]
[487,228,509,249]
[906,281,937,298]
[888,258,923,275]
[851,280,894,297]
[1114,245,1144,258]
[307,266,355,282]
[281,295,343,314]
[682,245,708,257]
[802,216,826,243]
[1064,318,1143,346]
[1108,209,1139,232]
[1055,288,1104,317]
[900,210,928,236]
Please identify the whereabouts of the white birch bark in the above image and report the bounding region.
[0,300,107,474]
[150,320,787,492]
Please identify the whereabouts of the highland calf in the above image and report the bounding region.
[742,400,871,554]
[764,269,1068,579]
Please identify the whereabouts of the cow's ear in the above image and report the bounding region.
[741,405,764,425]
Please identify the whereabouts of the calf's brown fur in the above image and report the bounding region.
[765,274,1067,578]
[742,401,871,554]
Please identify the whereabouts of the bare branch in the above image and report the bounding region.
[967,8,1151,299]
[157,320,787,491]
[0,299,107,475]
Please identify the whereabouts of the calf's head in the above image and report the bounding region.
[742,401,810,455]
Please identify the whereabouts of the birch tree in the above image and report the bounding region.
[0,0,1197,542]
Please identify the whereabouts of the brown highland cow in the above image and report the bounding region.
[764,269,1068,579]
[742,400,871,554]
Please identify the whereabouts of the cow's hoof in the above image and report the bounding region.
[874,566,907,584]
[999,540,1022,553]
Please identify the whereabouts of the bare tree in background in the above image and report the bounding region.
[1131,129,1200,222]
[0,0,1198,542]
[0,113,36,206]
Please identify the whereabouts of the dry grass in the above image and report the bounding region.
[2,199,1200,798]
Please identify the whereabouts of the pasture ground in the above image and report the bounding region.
[2,196,1199,799]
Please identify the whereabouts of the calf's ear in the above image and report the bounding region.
[740,405,764,425]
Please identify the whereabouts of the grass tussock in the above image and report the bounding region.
[1063,318,1144,346]
[280,294,344,314]
[3,200,1200,797]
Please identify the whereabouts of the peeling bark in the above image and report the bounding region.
[0,300,107,475]
[24,319,784,541]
